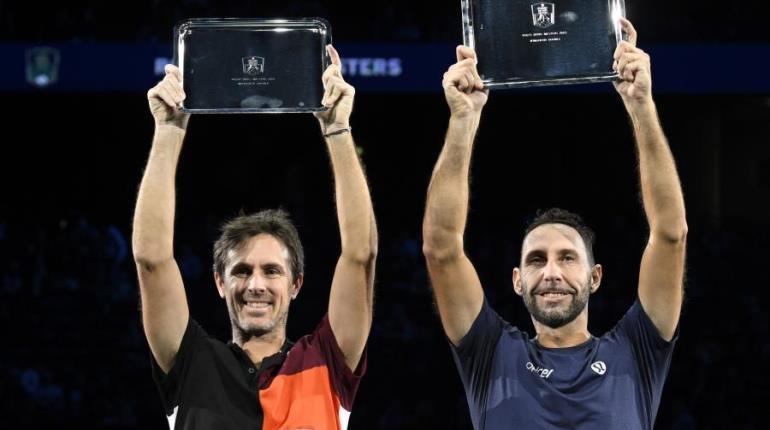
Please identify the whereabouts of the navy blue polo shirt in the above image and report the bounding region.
[451,298,678,430]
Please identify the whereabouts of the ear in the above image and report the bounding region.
[590,264,603,293]
[291,274,304,300]
[214,271,226,299]
[512,267,524,296]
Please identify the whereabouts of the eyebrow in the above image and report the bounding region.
[524,248,579,260]
[261,262,285,271]
[524,250,546,261]
[229,262,253,273]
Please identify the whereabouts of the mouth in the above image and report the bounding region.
[534,290,573,303]
[538,291,570,297]
[241,300,273,313]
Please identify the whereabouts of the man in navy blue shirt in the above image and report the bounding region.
[422,19,687,429]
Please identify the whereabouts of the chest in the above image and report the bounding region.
[482,342,646,429]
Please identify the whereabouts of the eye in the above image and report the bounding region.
[231,265,252,278]
[562,254,576,262]
[264,265,283,277]
[527,256,545,266]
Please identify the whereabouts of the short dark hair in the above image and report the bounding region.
[524,208,596,265]
[213,209,304,282]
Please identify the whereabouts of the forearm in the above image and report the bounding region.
[132,126,185,266]
[326,132,377,263]
[423,114,480,257]
[629,102,687,241]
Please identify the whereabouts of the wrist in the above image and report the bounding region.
[625,99,658,125]
[154,124,187,143]
[320,121,351,135]
[323,127,352,138]
[449,113,480,128]
[155,121,187,133]
[448,114,480,143]
[450,108,482,121]
[624,95,655,113]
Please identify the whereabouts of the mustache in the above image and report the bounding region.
[240,292,274,302]
[531,284,576,296]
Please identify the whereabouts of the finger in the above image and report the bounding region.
[147,87,159,102]
[474,76,485,91]
[615,51,641,73]
[160,76,184,104]
[450,60,480,87]
[448,58,477,72]
[165,64,182,81]
[443,68,462,84]
[330,77,354,98]
[617,52,647,78]
[442,76,454,92]
[613,41,637,60]
[469,65,483,89]
[163,76,185,102]
[161,68,185,102]
[157,85,179,108]
[457,75,470,92]
[325,82,342,107]
[622,59,648,81]
[321,64,341,87]
[445,84,462,98]
[463,71,476,93]
[327,44,342,69]
[619,17,637,46]
[444,68,472,91]
[456,45,477,63]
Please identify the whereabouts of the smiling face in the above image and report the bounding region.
[215,233,303,341]
[513,223,601,329]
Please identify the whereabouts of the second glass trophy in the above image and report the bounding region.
[462,0,627,89]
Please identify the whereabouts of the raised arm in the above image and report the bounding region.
[315,46,378,371]
[615,19,687,341]
[132,65,191,373]
[422,46,488,346]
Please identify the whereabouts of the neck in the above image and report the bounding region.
[232,327,286,368]
[532,311,591,348]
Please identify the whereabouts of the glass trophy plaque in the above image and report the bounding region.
[174,18,331,113]
[461,0,626,89]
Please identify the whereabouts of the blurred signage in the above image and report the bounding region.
[1,43,768,94]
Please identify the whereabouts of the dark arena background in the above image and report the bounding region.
[2,1,769,428]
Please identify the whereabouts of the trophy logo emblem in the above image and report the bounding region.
[531,3,556,29]
[242,56,265,75]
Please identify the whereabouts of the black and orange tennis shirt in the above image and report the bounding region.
[151,315,365,429]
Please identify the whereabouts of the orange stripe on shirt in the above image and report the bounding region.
[259,365,345,430]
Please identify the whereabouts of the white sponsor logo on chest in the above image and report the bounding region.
[526,361,554,379]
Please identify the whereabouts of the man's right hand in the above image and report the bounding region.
[147,64,190,130]
[443,46,488,119]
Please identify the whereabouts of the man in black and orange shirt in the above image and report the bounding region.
[133,45,377,429]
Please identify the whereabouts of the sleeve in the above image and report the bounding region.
[449,297,506,407]
[150,318,208,415]
[611,299,679,413]
[309,315,366,412]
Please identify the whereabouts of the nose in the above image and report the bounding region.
[246,274,268,294]
[542,259,563,283]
